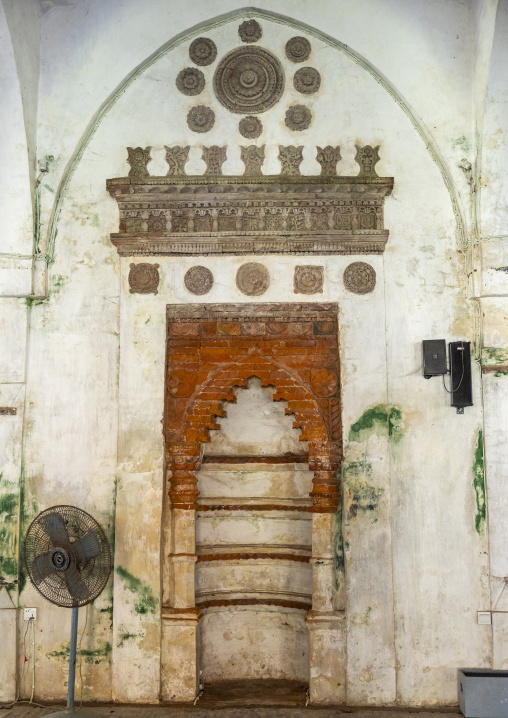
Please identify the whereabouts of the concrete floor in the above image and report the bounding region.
[0,706,462,717]
[0,681,462,717]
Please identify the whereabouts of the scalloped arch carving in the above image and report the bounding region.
[165,303,342,513]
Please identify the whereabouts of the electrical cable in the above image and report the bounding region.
[76,603,89,711]
[442,341,465,394]
[0,619,45,710]
[30,617,35,703]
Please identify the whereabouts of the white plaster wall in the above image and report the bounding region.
[2,2,504,707]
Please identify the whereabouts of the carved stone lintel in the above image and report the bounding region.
[238,19,262,43]
[165,146,190,176]
[189,37,217,66]
[187,106,215,133]
[176,68,205,96]
[127,147,151,178]
[294,265,324,294]
[294,67,321,94]
[278,146,303,175]
[343,261,376,294]
[107,174,394,256]
[316,146,341,176]
[128,263,160,294]
[285,105,312,132]
[355,145,380,177]
[241,145,265,176]
[236,262,270,296]
[213,46,284,115]
[202,146,227,175]
[285,36,311,63]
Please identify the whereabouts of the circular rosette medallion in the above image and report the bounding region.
[184,266,214,295]
[311,369,339,398]
[343,262,377,294]
[236,262,270,296]
[213,47,284,114]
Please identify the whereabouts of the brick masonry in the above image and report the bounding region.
[164,303,342,513]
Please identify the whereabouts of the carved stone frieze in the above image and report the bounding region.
[176,67,205,96]
[285,105,312,131]
[241,145,265,176]
[278,145,303,174]
[107,173,394,256]
[187,105,215,133]
[128,263,160,294]
[355,145,380,177]
[213,47,284,114]
[127,147,151,178]
[294,67,321,94]
[236,262,270,295]
[189,37,217,66]
[316,146,341,175]
[239,115,262,139]
[238,19,262,43]
[165,146,189,176]
[184,265,214,295]
[202,146,227,175]
[294,265,324,294]
[343,261,376,294]
[285,36,311,63]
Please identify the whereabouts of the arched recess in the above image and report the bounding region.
[42,6,466,264]
[161,303,344,704]
[168,353,340,514]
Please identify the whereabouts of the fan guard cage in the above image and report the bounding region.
[24,505,112,608]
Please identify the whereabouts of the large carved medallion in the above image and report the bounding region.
[213,47,284,114]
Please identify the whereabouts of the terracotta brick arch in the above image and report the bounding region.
[165,303,342,513]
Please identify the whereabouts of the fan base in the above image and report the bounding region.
[45,711,96,716]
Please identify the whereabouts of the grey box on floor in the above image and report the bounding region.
[458,668,508,718]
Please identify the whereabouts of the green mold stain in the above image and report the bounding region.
[90,213,100,228]
[346,480,384,520]
[50,641,112,664]
[343,456,373,478]
[25,297,47,308]
[0,493,18,517]
[51,274,68,294]
[116,566,157,615]
[453,135,471,153]
[117,631,144,647]
[482,348,508,366]
[473,429,486,535]
[348,405,404,443]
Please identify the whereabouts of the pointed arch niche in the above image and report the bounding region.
[161,303,344,703]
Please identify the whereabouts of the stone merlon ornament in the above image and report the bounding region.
[278,145,304,175]
[316,146,341,175]
[355,145,380,177]
[202,146,227,175]
[165,146,189,176]
[241,145,265,176]
[126,147,151,178]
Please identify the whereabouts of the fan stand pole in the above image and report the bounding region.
[67,605,79,712]
[49,606,93,717]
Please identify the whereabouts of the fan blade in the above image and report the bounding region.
[39,513,70,548]
[32,551,55,584]
[64,563,90,603]
[72,529,102,563]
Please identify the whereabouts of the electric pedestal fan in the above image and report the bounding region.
[24,505,112,716]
